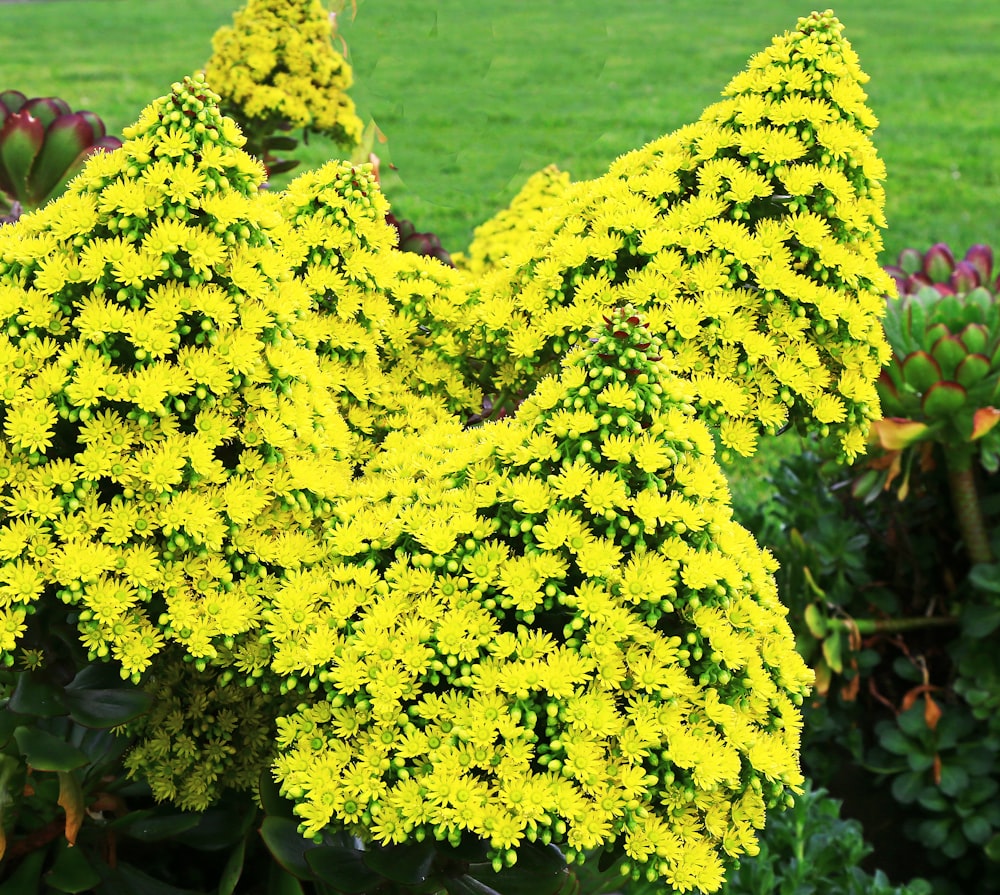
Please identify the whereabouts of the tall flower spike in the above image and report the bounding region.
[282,159,484,425]
[269,306,811,893]
[205,0,362,150]
[455,164,573,275]
[469,10,892,461]
[0,75,354,680]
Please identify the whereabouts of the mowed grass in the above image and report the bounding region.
[0,0,997,262]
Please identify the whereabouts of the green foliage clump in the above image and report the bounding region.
[720,784,931,895]
[465,10,892,462]
[125,650,287,810]
[205,0,363,153]
[270,307,811,893]
[455,165,573,276]
[0,75,355,681]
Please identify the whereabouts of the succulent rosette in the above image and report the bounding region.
[0,90,122,217]
[884,242,999,299]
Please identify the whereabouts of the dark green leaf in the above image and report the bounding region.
[896,705,929,738]
[44,841,101,893]
[877,726,913,756]
[218,836,247,895]
[13,725,87,771]
[361,840,436,885]
[962,815,993,845]
[259,770,296,819]
[62,674,151,729]
[267,863,306,895]
[260,816,317,881]
[306,838,381,892]
[960,602,1000,638]
[113,809,200,841]
[891,771,926,804]
[97,861,204,895]
[939,763,970,796]
[968,563,1000,593]
[0,849,46,894]
[467,843,568,895]
[985,831,1000,861]
[172,798,257,851]
[443,875,502,895]
[917,818,950,849]
[9,672,68,717]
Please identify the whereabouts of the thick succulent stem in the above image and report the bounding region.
[945,445,994,565]
[825,615,959,636]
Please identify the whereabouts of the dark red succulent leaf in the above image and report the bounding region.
[932,282,956,297]
[22,97,71,129]
[0,90,27,115]
[0,110,46,203]
[76,110,108,142]
[950,260,981,295]
[26,111,99,204]
[904,272,931,293]
[964,244,994,285]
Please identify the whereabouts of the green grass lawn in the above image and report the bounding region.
[0,0,997,260]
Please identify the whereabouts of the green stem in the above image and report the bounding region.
[825,615,959,636]
[945,446,994,565]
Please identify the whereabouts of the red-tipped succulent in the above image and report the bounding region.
[858,246,1000,501]
[885,242,998,298]
[0,90,122,219]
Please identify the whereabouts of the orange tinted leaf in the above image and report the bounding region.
[58,770,85,847]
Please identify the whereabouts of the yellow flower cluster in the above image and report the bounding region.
[270,308,811,892]
[125,649,286,810]
[0,14,864,891]
[205,0,363,148]
[0,76,355,679]
[280,161,481,445]
[463,10,892,461]
[455,165,573,275]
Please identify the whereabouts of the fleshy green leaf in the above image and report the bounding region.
[219,837,247,895]
[260,816,317,881]
[44,840,101,893]
[361,840,436,886]
[930,334,967,379]
[12,726,87,772]
[62,679,152,729]
[921,381,966,418]
[466,843,568,895]
[959,322,990,355]
[112,809,200,841]
[9,672,68,718]
[306,837,382,892]
[902,351,942,394]
[955,353,991,388]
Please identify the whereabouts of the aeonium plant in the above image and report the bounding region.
[0,91,122,221]
[859,244,1000,565]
